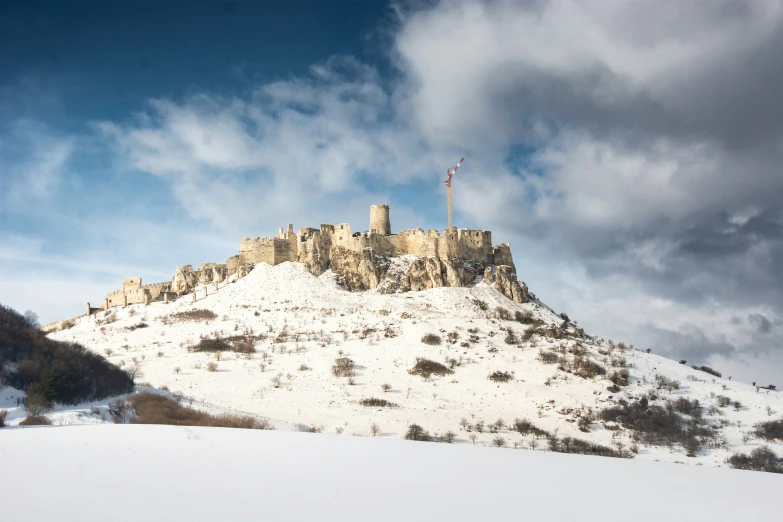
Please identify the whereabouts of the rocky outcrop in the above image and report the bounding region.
[297,232,331,277]
[225,255,240,276]
[493,265,530,303]
[236,263,254,279]
[197,262,227,284]
[330,246,390,291]
[304,239,527,303]
[172,265,198,294]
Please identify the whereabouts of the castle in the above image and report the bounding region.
[41,205,525,331]
[237,205,514,273]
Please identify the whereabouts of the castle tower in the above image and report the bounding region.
[369,205,391,235]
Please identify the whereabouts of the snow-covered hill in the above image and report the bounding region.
[1,424,780,522]
[16,262,783,468]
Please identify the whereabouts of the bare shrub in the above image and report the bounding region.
[0,409,8,428]
[405,424,430,441]
[370,423,381,436]
[168,309,218,322]
[727,446,782,474]
[298,363,311,371]
[488,371,513,383]
[514,310,535,324]
[20,415,52,426]
[693,365,722,378]
[408,358,453,378]
[655,374,680,392]
[381,383,392,393]
[492,436,507,447]
[472,299,488,311]
[495,307,511,321]
[537,349,559,364]
[206,362,218,372]
[549,436,627,458]
[609,369,631,387]
[753,418,783,442]
[443,431,457,443]
[192,337,232,352]
[512,418,549,438]
[669,397,702,417]
[572,357,606,379]
[23,394,52,417]
[421,333,442,345]
[359,397,398,408]
[504,329,518,345]
[331,357,355,378]
[601,397,716,454]
[716,395,732,408]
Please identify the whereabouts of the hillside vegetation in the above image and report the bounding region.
[0,304,133,407]
[26,262,783,472]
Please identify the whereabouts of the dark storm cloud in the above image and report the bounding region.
[642,324,737,363]
[397,0,783,376]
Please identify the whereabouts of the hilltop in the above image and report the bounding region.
[6,260,778,469]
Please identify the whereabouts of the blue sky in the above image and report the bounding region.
[2,0,782,385]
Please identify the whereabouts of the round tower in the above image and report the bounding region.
[369,204,391,235]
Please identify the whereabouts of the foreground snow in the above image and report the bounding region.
[1,424,780,521]
[40,262,783,467]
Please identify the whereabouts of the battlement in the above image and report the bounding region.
[79,204,517,325]
[238,206,502,271]
[123,277,141,290]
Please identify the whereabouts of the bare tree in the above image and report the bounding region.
[23,394,51,417]
[23,310,40,328]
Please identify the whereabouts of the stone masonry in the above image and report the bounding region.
[98,205,530,310]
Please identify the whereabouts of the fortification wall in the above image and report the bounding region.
[239,208,504,277]
[142,281,172,300]
[239,237,276,265]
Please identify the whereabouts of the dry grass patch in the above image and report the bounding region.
[130,392,273,429]
[168,309,218,322]
[19,415,52,426]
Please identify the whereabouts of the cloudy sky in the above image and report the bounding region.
[2,0,781,385]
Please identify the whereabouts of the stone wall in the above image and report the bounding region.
[369,204,391,235]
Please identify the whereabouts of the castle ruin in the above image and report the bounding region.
[91,205,527,313]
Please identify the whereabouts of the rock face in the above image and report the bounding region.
[225,255,240,276]
[327,247,528,304]
[197,263,227,284]
[493,265,530,303]
[236,263,254,279]
[330,247,390,291]
[172,265,198,294]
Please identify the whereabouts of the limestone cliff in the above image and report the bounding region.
[326,246,530,304]
[197,262,227,284]
[172,265,198,293]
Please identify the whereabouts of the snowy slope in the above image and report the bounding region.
[27,262,783,468]
[1,424,781,522]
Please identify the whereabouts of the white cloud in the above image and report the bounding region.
[0,120,74,203]
[8,0,779,384]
